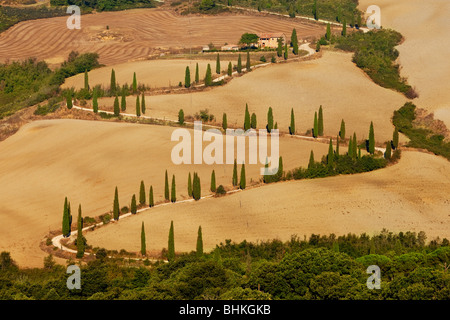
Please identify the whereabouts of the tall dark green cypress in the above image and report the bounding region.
[149,186,154,207]
[188,172,192,197]
[313,111,318,138]
[368,121,375,154]
[291,28,298,55]
[276,156,283,180]
[327,138,334,167]
[308,150,315,169]
[135,96,141,117]
[277,38,283,57]
[239,163,246,189]
[210,170,216,192]
[131,194,137,214]
[289,108,295,135]
[121,91,126,111]
[232,159,238,186]
[171,174,176,203]
[352,132,357,158]
[244,103,251,130]
[251,113,257,129]
[178,109,184,125]
[246,51,251,71]
[110,69,116,94]
[68,202,72,230]
[336,135,340,156]
[66,93,73,109]
[216,54,221,74]
[227,61,232,77]
[132,72,137,93]
[284,43,288,60]
[113,187,120,220]
[84,70,89,91]
[141,94,146,114]
[204,64,212,86]
[318,105,324,136]
[384,141,392,160]
[222,113,227,130]
[114,95,120,116]
[76,204,84,258]
[92,89,98,113]
[237,54,242,73]
[139,180,146,205]
[164,170,169,201]
[326,23,331,41]
[185,66,191,88]
[348,137,353,156]
[393,128,399,149]
[342,18,347,36]
[267,107,274,133]
[193,172,201,200]
[196,226,203,257]
[168,221,175,262]
[313,0,318,20]
[340,119,346,139]
[62,197,70,237]
[195,63,199,83]
[141,221,146,256]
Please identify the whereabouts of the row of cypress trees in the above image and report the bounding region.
[232,160,246,189]
[165,221,204,262]
[61,198,85,258]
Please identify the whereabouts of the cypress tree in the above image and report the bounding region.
[62,197,70,237]
[276,156,283,180]
[149,186,154,207]
[352,132,357,158]
[336,135,340,156]
[237,54,242,73]
[393,128,399,149]
[66,93,73,109]
[185,66,191,88]
[274,122,278,130]
[368,121,375,154]
[141,94,146,114]
[188,172,192,197]
[327,138,334,167]
[114,95,120,116]
[227,61,232,77]
[132,72,137,93]
[356,13,362,29]
[141,221,146,256]
[326,23,331,41]
[110,69,116,94]
[342,18,347,36]
[222,113,227,130]
[313,111,318,138]
[284,43,288,60]
[135,96,141,117]
[246,51,251,71]
[204,64,212,86]
[68,202,72,230]
[232,159,238,186]
[267,107,274,133]
[178,109,184,125]
[277,38,283,57]
[113,187,120,220]
[216,54,221,74]
[340,119,346,139]
[289,108,295,135]
[239,163,246,189]
[139,180,146,205]
[348,137,353,156]
[84,69,89,91]
[171,175,176,203]
[316,41,321,52]
[121,91,126,111]
[131,194,137,214]
[251,113,257,129]
[168,221,175,262]
[210,170,216,192]
[76,204,84,258]
[193,172,201,200]
[164,170,169,201]
[244,104,251,130]
[358,146,361,158]
[318,105,324,136]
[196,226,203,257]
[384,141,392,160]
[291,28,298,55]
[92,89,98,113]
[313,0,318,20]
[195,63,199,83]
[308,150,315,169]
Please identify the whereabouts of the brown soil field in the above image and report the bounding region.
[97,51,407,143]
[0,119,329,267]
[62,59,237,90]
[0,8,325,66]
[86,150,450,255]
[359,0,450,128]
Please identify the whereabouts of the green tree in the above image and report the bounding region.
[216,54,221,74]
[210,170,216,192]
[239,163,246,189]
[114,95,120,116]
[239,33,259,46]
[196,226,203,257]
[178,109,184,125]
[121,91,126,111]
[276,156,283,180]
[289,108,295,135]
[168,221,175,262]
[135,96,141,117]
[336,135,340,156]
[348,136,353,156]
[66,93,73,109]
[352,132,357,158]
[232,159,238,186]
[342,18,347,36]
[171,175,176,203]
[227,61,232,77]
[195,63,200,83]
[318,105,324,136]
[277,38,283,57]
[284,43,288,60]
[222,113,227,130]
[340,119,346,139]
[246,51,251,71]
[316,41,321,52]
[141,94,146,114]
[110,69,116,94]
[267,107,274,133]
[92,89,98,113]
[237,54,242,73]
[291,28,298,55]
[327,138,334,167]
[313,111,318,138]
[84,69,89,91]
[193,172,201,200]
[164,170,169,201]
[141,222,146,256]
[244,103,251,130]
[62,197,70,237]
[149,186,154,207]
[313,0,318,20]
[188,172,192,197]
[251,112,257,129]
[393,128,399,149]
[113,187,119,220]
[326,23,331,41]
[368,121,375,154]
[205,64,212,86]
[185,66,191,88]
[131,194,137,214]
[384,141,392,160]
[308,150,315,169]
[76,204,84,258]
[132,72,137,93]
[139,180,146,205]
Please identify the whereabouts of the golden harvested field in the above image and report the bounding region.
[62,59,237,90]
[98,51,407,142]
[0,8,325,66]
[0,119,329,267]
[359,0,450,128]
[86,151,450,255]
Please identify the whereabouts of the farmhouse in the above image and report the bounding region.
[257,33,287,48]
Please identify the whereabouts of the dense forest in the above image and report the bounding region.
[49,0,158,11]
[1,230,449,300]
